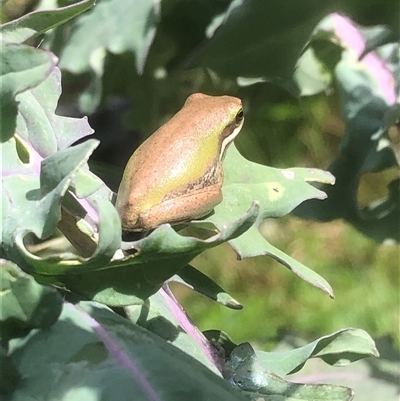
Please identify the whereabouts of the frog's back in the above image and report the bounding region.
[115,93,242,229]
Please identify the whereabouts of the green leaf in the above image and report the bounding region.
[294,47,332,96]
[83,199,121,262]
[255,328,379,377]
[0,60,103,269]
[222,145,335,221]
[39,197,121,266]
[170,265,243,309]
[0,0,96,44]
[125,286,223,375]
[59,0,159,74]
[357,178,400,241]
[294,14,399,243]
[203,329,238,358]
[0,43,56,141]
[188,0,340,87]
[8,301,248,401]
[2,138,100,268]
[40,139,99,196]
[2,139,109,282]
[0,259,62,342]
[1,63,95,253]
[27,203,259,305]
[287,336,400,401]
[57,0,159,112]
[358,25,395,59]
[202,144,335,297]
[224,342,354,400]
[15,67,94,157]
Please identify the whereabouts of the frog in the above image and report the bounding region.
[115,93,244,231]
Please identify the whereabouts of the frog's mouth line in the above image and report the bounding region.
[220,118,244,161]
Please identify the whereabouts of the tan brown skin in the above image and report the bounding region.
[115,93,244,231]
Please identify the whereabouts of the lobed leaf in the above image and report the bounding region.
[60,0,159,74]
[202,144,335,297]
[23,203,259,305]
[7,301,248,401]
[294,14,400,243]
[254,328,379,377]
[0,259,62,342]
[1,64,96,254]
[15,68,94,157]
[287,336,400,401]
[203,329,238,358]
[1,63,115,275]
[125,285,223,375]
[224,342,354,400]
[0,43,56,142]
[170,264,243,310]
[2,139,101,265]
[58,0,159,111]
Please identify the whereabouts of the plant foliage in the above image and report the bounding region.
[1,0,398,400]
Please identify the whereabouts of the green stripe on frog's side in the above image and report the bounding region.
[115,93,244,232]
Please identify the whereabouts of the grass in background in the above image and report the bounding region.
[174,217,399,349]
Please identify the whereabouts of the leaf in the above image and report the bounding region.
[203,329,238,358]
[60,0,159,74]
[294,46,332,96]
[0,43,56,141]
[254,328,379,377]
[57,0,159,111]
[0,0,96,44]
[294,14,400,243]
[0,259,62,342]
[2,138,100,261]
[356,178,400,241]
[359,25,398,59]
[287,336,400,401]
[224,342,354,400]
[202,144,335,297]
[7,301,248,401]
[1,61,115,272]
[1,65,96,248]
[16,67,94,158]
[25,203,259,306]
[187,0,340,87]
[170,265,243,310]
[125,286,223,375]
[46,197,121,265]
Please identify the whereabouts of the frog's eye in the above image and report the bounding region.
[235,109,244,125]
